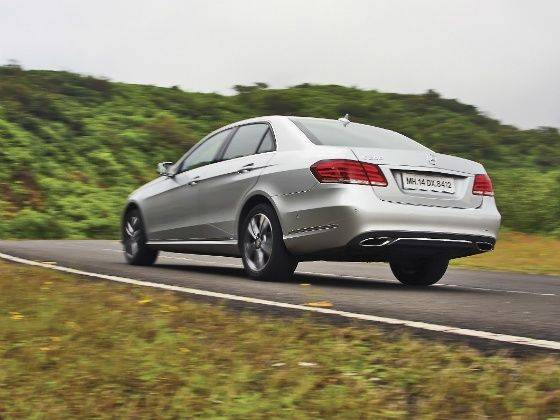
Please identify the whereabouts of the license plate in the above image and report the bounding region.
[401,172,455,194]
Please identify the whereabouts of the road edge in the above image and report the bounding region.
[1,251,559,351]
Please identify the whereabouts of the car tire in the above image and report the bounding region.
[240,203,298,281]
[122,209,159,266]
[390,258,448,286]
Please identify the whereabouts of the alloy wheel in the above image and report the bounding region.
[243,213,273,271]
[124,215,140,258]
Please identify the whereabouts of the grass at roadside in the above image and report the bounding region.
[452,231,560,276]
[0,260,559,418]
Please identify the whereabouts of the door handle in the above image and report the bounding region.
[237,162,255,174]
[188,176,200,186]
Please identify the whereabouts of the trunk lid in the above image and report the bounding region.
[351,147,484,209]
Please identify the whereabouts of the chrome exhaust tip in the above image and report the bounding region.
[359,237,394,247]
[476,241,494,252]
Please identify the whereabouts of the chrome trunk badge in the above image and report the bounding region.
[427,153,437,165]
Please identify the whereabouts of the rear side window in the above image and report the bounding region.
[291,117,428,151]
[222,123,270,160]
[257,129,275,154]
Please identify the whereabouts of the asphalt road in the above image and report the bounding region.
[1,240,559,347]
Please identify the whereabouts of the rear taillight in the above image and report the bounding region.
[361,162,388,186]
[310,159,388,187]
[472,174,494,196]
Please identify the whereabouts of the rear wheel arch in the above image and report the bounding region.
[237,194,282,240]
[239,202,298,281]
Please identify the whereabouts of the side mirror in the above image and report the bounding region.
[157,162,174,177]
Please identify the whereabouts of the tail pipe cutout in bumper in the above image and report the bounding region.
[359,236,495,252]
[352,231,496,259]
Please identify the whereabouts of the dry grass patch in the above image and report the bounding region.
[452,231,560,276]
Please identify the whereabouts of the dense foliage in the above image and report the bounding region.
[0,64,559,238]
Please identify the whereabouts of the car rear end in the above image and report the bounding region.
[280,117,501,261]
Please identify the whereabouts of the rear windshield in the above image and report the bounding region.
[291,117,428,151]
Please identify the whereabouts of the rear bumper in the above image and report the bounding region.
[277,183,501,259]
[298,230,496,262]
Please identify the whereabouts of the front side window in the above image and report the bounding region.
[180,128,232,172]
[222,123,270,161]
[291,117,428,151]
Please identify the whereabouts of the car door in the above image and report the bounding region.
[143,128,233,241]
[196,123,276,240]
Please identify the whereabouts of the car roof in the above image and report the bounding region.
[223,115,343,128]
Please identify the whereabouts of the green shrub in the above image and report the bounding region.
[6,209,67,239]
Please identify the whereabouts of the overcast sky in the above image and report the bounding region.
[2,0,559,129]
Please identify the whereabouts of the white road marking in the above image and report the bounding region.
[1,252,559,351]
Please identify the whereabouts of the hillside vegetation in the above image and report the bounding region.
[0,64,559,239]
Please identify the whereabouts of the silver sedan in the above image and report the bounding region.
[122,116,501,286]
